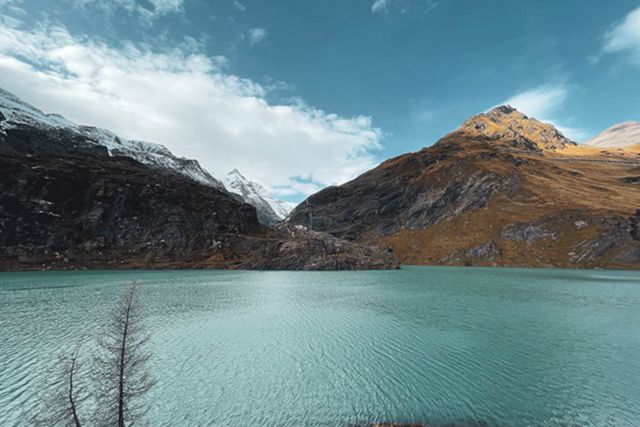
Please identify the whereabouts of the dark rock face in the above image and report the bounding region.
[571,212,640,265]
[0,151,261,267]
[464,241,500,261]
[288,147,521,240]
[0,124,398,271]
[1,123,109,158]
[441,241,501,265]
[220,224,398,270]
[623,176,640,184]
[631,210,640,240]
[501,223,557,244]
[570,233,618,264]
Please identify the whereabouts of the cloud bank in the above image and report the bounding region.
[0,22,382,200]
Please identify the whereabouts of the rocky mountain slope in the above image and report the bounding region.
[288,106,640,269]
[223,169,292,225]
[0,91,398,271]
[0,88,291,224]
[0,88,226,190]
[586,121,640,148]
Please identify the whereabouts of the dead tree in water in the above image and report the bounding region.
[31,343,85,427]
[92,283,155,427]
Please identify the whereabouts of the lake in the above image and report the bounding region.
[1,266,639,426]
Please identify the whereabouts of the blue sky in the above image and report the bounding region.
[0,0,639,203]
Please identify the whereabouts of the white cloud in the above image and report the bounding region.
[247,27,267,45]
[272,181,323,198]
[371,0,389,14]
[503,85,568,120]
[68,0,184,21]
[501,84,591,142]
[232,1,246,12]
[0,22,382,199]
[148,0,183,14]
[371,0,438,16]
[601,6,640,66]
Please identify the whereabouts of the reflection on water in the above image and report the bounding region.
[1,267,639,426]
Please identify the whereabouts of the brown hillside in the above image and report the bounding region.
[288,106,640,269]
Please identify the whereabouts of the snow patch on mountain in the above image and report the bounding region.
[223,169,293,225]
[0,88,225,189]
[77,126,225,189]
[0,88,75,132]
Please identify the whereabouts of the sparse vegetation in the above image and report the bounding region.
[32,283,154,427]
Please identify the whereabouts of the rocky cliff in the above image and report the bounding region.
[288,106,640,269]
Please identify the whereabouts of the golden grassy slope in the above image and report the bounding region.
[289,107,640,269]
[373,139,640,268]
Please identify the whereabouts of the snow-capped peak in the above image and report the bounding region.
[222,169,293,225]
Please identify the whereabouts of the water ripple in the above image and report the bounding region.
[0,267,639,426]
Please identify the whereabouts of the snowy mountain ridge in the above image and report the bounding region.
[76,126,226,190]
[0,88,293,223]
[0,88,76,131]
[0,89,225,189]
[223,169,293,225]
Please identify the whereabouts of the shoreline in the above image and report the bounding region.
[1,262,638,273]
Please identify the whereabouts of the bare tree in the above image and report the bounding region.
[31,343,86,427]
[92,283,155,427]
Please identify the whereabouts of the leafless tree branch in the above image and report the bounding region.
[31,342,86,427]
[92,283,155,427]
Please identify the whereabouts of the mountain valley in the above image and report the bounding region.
[2,89,639,270]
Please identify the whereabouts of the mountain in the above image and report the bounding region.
[0,88,226,190]
[222,169,292,225]
[287,106,640,269]
[0,88,294,225]
[586,121,640,148]
[0,89,398,271]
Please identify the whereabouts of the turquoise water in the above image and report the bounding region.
[1,266,639,426]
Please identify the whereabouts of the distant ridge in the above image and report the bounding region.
[587,121,640,148]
